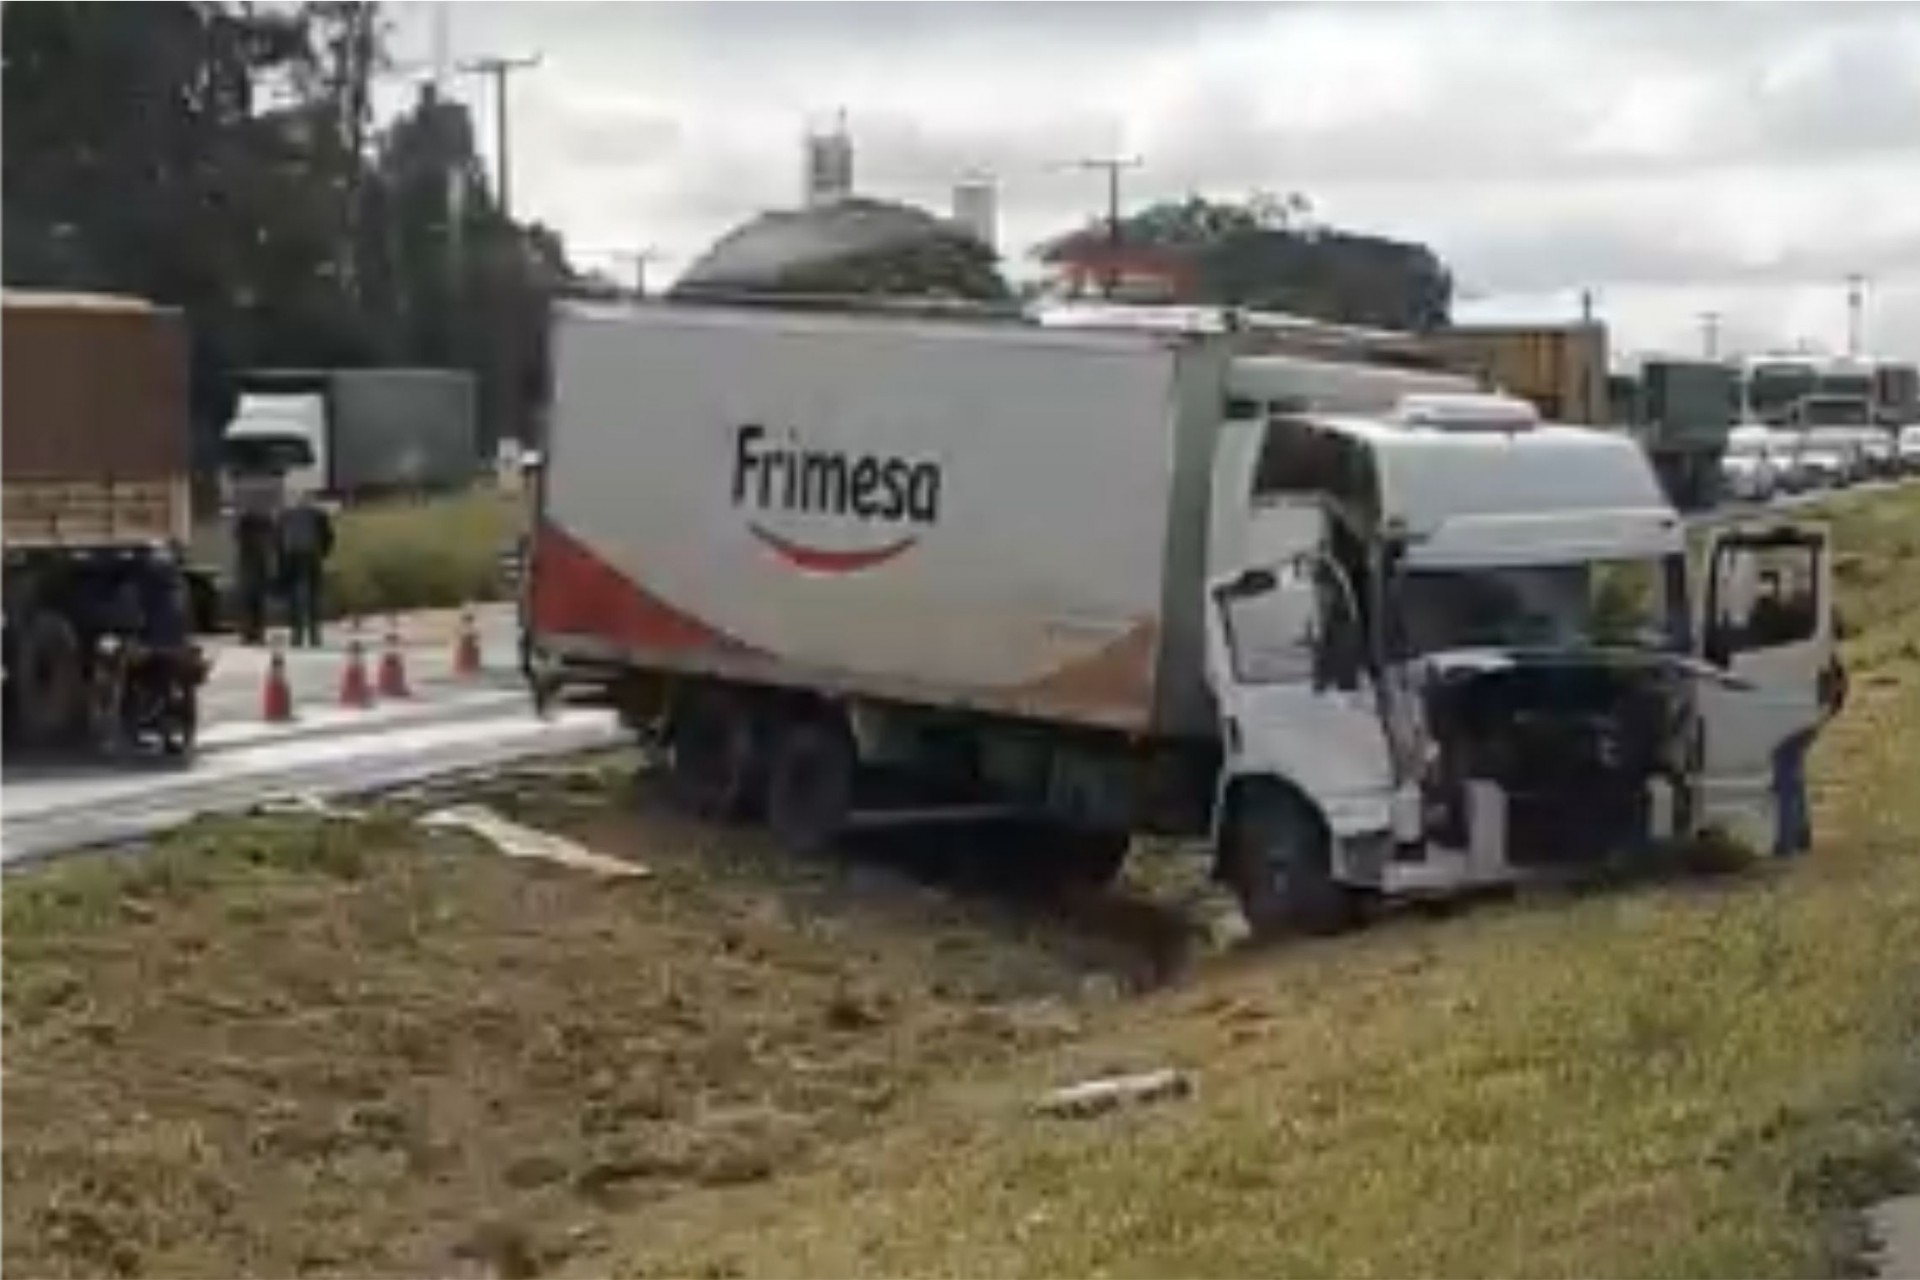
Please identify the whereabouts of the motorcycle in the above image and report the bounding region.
[90,633,206,757]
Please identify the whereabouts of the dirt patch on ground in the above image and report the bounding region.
[2,764,1215,1278]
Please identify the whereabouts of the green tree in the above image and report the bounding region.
[674,198,1011,304]
[1038,193,1453,331]
[3,1,579,453]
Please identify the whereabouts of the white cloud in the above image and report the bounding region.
[380,0,1920,360]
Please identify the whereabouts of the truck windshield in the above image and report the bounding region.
[1746,365,1815,422]
[1801,396,1870,427]
[1397,559,1680,655]
[1817,373,1873,401]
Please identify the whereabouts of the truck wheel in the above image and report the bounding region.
[1223,789,1356,939]
[668,689,762,820]
[14,612,86,748]
[1049,828,1132,898]
[993,823,1131,902]
[766,715,855,857]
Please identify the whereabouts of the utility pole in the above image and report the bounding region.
[1699,310,1722,359]
[606,248,663,299]
[1069,154,1143,298]
[1845,272,1867,356]
[458,53,542,219]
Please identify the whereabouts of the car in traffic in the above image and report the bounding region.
[1899,424,1920,474]
[1796,438,1855,489]
[1860,429,1899,478]
[1720,425,1779,501]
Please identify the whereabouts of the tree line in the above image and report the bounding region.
[1,1,572,460]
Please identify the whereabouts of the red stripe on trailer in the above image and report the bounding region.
[528,521,762,655]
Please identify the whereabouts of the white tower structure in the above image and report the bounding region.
[803,112,855,208]
[952,173,997,250]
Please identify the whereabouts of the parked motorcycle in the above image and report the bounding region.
[90,633,206,757]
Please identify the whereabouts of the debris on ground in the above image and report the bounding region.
[1033,1068,1195,1119]
[418,804,649,879]
[250,792,367,822]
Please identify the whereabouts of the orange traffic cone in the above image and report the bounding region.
[376,616,412,699]
[338,621,373,709]
[262,639,295,724]
[453,606,483,679]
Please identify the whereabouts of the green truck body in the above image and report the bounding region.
[1607,357,1737,510]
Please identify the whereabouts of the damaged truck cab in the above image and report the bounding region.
[1202,391,1836,930]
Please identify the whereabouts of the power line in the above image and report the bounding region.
[457,53,542,219]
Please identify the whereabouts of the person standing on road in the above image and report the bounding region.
[277,492,335,649]
[232,506,277,646]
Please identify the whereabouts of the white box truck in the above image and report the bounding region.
[223,367,479,500]
[526,302,1842,934]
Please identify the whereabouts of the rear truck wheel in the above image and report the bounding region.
[14,611,87,749]
[1222,787,1358,939]
[667,688,764,820]
[766,713,856,857]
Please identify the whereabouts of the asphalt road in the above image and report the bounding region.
[1,605,622,865]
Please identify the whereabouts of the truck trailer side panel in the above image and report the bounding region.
[2,292,192,547]
[327,370,479,494]
[533,305,1196,734]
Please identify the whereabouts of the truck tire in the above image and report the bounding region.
[766,714,856,857]
[1223,788,1357,939]
[993,822,1132,902]
[667,689,763,820]
[14,611,86,748]
[1062,827,1132,890]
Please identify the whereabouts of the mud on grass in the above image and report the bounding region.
[2,786,1202,1279]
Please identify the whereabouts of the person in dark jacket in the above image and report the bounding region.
[278,493,335,648]
[232,508,277,646]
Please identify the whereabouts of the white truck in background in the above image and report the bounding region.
[222,368,480,502]
[526,302,1841,935]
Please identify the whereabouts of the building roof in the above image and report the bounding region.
[672,198,975,295]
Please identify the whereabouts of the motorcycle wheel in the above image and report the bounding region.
[159,687,198,758]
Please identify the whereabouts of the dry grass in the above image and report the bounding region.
[6,486,1918,1279]
[2,766,1190,1279]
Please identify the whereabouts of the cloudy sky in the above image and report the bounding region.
[381,1,1920,361]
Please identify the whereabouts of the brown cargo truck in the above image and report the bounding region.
[1427,322,1610,424]
[3,290,206,753]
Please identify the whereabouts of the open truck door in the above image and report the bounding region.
[1692,522,1835,840]
[1203,548,1396,841]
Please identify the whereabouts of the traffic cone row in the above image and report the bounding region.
[260,608,484,723]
